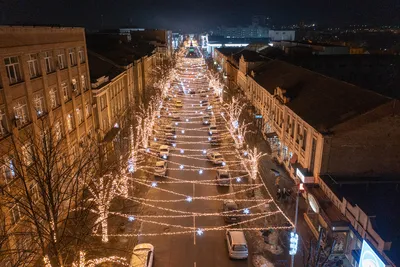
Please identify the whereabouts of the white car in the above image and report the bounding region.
[216,168,230,186]
[130,243,154,267]
[175,100,183,108]
[159,145,170,158]
[202,116,211,125]
[226,230,248,259]
[207,152,225,165]
[154,161,167,177]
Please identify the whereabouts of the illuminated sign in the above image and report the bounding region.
[307,194,320,214]
[255,114,263,119]
[360,240,385,267]
[296,168,305,183]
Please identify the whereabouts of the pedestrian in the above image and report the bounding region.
[277,188,281,200]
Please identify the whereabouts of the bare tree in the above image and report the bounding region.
[303,228,337,267]
[0,117,100,267]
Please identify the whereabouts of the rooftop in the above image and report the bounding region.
[274,40,347,47]
[252,60,392,132]
[215,47,243,57]
[320,175,400,265]
[88,52,124,83]
[86,34,156,65]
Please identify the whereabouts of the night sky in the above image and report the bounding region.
[0,0,399,31]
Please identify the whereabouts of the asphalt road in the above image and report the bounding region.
[136,58,250,267]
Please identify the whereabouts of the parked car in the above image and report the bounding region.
[226,230,248,259]
[207,152,225,165]
[209,125,217,135]
[165,125,176,134]
[130,243,154,267]
[175,100,183,108]
[222,200,240,223]
[200,90,207,97]
[164,133,174,144]
[159,145,170,158]
[171,115,180,121]
[210,136,220,146]
[154,161,167,177]
[202,116,211,125]
[216,168,230,186]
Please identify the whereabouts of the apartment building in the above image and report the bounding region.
[88,51,134,163]
[0,26,94,266]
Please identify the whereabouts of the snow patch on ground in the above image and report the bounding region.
[252,254,274,267]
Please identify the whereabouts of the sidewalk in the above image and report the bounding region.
[225,84,315,266]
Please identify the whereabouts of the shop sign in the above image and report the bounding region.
[296,168,305,183]
[360,240,385,267]
[307,194,320,214]
[255,114,263,119]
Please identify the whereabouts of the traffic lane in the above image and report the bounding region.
[138,149,198,267]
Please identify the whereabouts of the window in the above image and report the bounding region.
[81,75,86,91]
[33,93,45,117]
[66,113,74,132]
[102,119,108,131]
[76,107,83,125]
[27,54,41,78]
[296,124,301,144]
[49,87,59,109]
[29,183,39,203]
[62,82,69,102]
[291,121,295,138]
[13,101,29,127]
[78,48,85,63]
[286,115,290,133]
[85,102,91,118]
[68,48,77,66]
[100,96,106,110]
[10,204,21,225]
[1,157,15,183]
[44,51,54,73]
[57,52,66,70]
[0,108,8,137]
[302,129,307,151]
[4,56,22,84]
[21,143,33,166]
[54,121,62,141]
[71,78,78,92]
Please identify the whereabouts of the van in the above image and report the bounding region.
[226,230,248,259]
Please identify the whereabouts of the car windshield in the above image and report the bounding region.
[161,148,168,152]
[220,174,229,179]
[233,245,247,251]
[214,154,223,159]
[226,203,238,210]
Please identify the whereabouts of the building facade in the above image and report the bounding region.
[0,26,94,266]
[88,51,134,163]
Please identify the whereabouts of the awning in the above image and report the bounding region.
[102,127,120,143]
[290,153,298,164]
[265,132,278,138]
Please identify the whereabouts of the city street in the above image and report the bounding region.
[129,43,294,267]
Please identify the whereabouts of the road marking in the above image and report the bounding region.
[193,214,196,245]
[193,178,196,245]
[194,262,196,267]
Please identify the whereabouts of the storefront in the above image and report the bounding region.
[303,186,351,263]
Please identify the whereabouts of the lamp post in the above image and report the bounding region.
[290,182,304,267]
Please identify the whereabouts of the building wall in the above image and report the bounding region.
[269,30,296,41]
[0,26,94,266]
[320,101,400,176]
[247,76,325,180]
